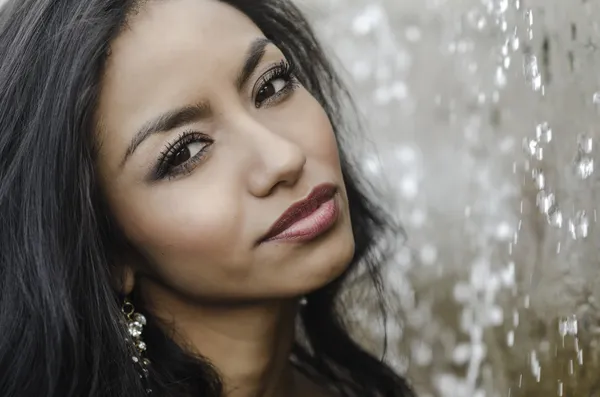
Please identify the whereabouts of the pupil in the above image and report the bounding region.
[258,84,274,102]
[172,148,190,167]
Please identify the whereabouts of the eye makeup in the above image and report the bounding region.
[150,58,300,181]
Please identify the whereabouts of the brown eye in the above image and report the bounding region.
[153,132,214,181]
[169,142,206,167]
[255,78,287,105]
[171,148,190,167]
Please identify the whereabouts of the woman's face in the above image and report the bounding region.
[95,0,355,301]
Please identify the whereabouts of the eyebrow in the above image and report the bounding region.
[120,36,272,167]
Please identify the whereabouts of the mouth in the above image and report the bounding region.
[259,183,340,244]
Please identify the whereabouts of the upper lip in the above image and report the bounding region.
[259,183,338,242]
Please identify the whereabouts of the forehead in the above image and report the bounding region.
[104,0,263,88]
[96,0,265,168]
[119,0,262,51]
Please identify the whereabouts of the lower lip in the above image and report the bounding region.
[264,195,340,243]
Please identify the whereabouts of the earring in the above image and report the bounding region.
[122,298,152,394]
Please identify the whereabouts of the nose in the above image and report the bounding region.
[241,119,306,197]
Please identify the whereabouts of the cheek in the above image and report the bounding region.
[298,94,342,169]
[111,185,247,271]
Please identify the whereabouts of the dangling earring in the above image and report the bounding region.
[299,296,308,306]
[122,298,152,393]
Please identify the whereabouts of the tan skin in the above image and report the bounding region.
[95,0,355,396]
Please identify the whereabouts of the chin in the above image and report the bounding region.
[294,228,356,296]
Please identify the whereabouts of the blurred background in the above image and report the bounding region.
[296,0,600,396]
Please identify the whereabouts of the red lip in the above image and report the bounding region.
[260,183,338,243]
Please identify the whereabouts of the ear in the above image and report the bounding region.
[111,262,136,296]
[120,265,136,296]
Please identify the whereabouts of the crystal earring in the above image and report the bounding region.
[122,298,152,393]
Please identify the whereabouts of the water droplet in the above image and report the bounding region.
[477,92,486,104]
[523,138,543,159]
[507,330,515,346]
[574,154,594,179]
[531,168,545,189]
[568,211,589,239]
[488,306,504,325]
[535,122,552,143]
[547,208,563,228]
[536,190,556,215]
[495,222,512,240]
[523,55,542,91]
[530,350,541,382]
[558,315,578,336]
[419,244,438,265]
[400,176,418,199]
[524,9,533,26]
[390,81,408,100]
[452,343,471,365]
[558,381,563,396]
[466,10,487,31]
[351,5,383,36]
[411,341,433,366]
[495,66,507,87]
[511,34,520,51]
[577,133,593,154]
[495,0,509,14]
[404,26,421,42]
[524,9,534,40]
[593,92,600,106]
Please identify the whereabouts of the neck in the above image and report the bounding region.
[142,283,304,397]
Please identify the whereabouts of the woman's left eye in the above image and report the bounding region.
[253,61,298,108]
[255,78,288,105]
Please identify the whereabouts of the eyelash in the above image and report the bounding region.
[153,59,299,181]
[253,60,299,108]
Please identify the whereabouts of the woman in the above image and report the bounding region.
[0,0,414,396]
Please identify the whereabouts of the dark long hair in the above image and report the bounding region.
[0,0,414,396]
